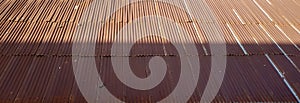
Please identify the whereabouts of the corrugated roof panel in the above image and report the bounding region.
[269,55,300,96]
[215,56,297,102]
[0,0,299,102]
[0,56,34,102]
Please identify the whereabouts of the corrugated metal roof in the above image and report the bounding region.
[0,0,300,102]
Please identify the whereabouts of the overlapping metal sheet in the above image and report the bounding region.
[0,0,300,102]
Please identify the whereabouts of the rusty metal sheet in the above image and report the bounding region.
[0,56,35,102]
[214,56,297,102]
[0,0,299,102]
